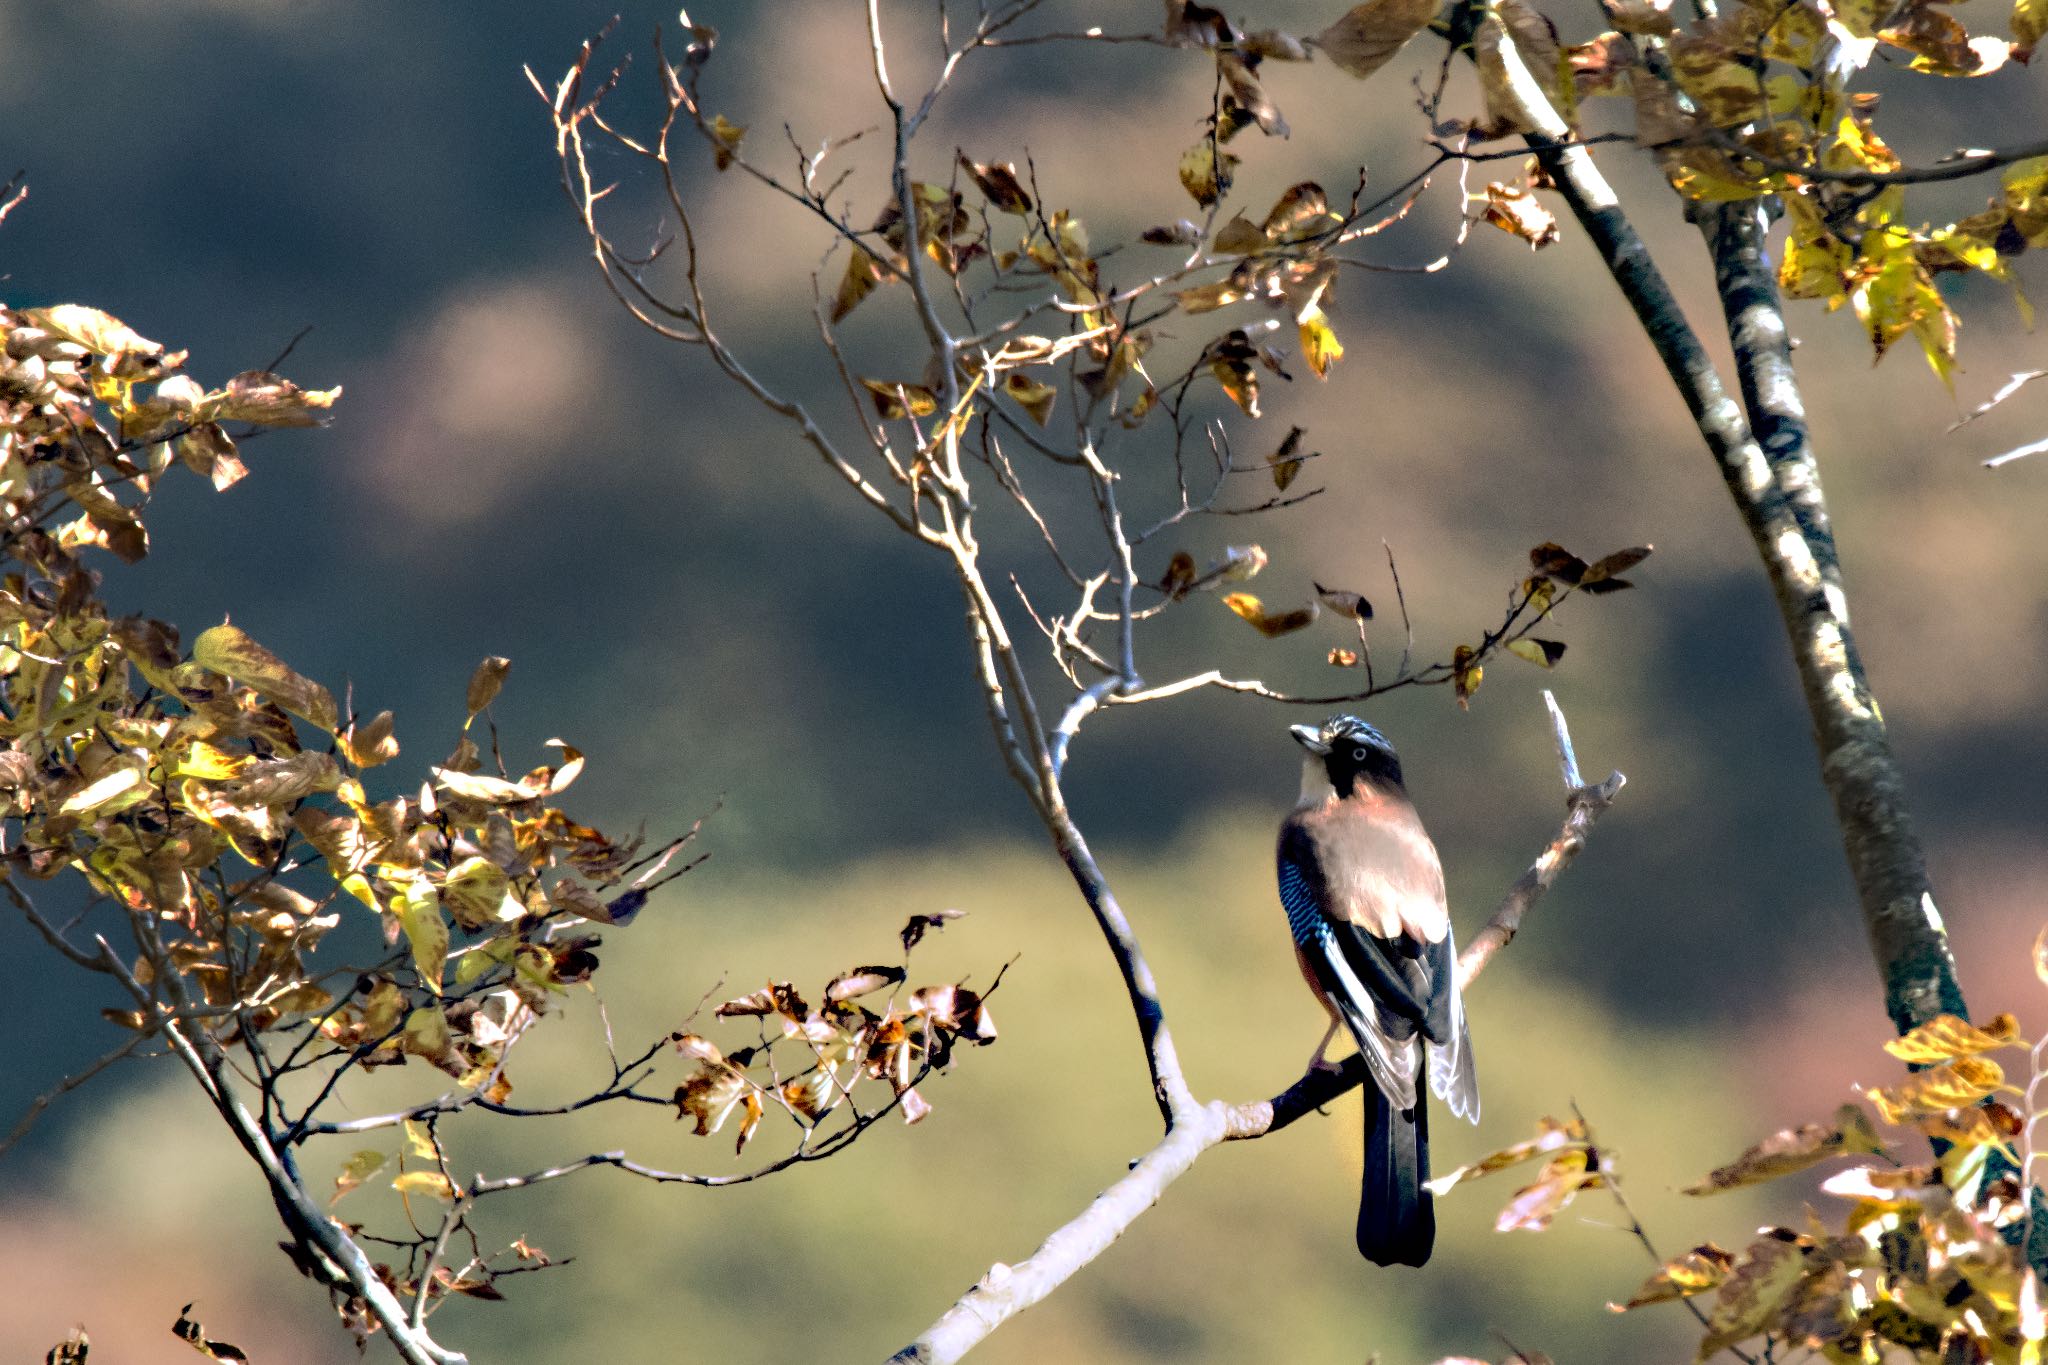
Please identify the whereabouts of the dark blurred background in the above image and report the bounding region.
[5,1,2046,1361]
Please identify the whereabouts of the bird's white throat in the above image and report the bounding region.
[1297,754,1337,808]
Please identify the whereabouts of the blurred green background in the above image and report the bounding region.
[5,1,2047,1361]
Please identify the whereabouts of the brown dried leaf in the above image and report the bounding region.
[1206,329,1262,416]
[1583,545,1653,581]
[1211,214,1270,255]
[901,908,965,952]
[1698,1234,1812,1359]
[340,710,399,769]
[1683,1103,1889,1194]
[1267,426,1310,490]
[1481,182,1561,249]
[218,370,340,427]
[1453,644,1483,709]
[1218,54,1288,138]
[1262,182,1337,240]
[826,964,907,1002]
[171,1306,249,1362]
[1601,0,1675,35]
[958,155,1033,215]
[1317,0,1441,80]
[466,656,511,715]
[1569,32,1640,96]
[1161,551,1200,600]
[1528,541,1588,584]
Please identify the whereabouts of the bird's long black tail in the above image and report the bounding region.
[1358,1085,1433,1266]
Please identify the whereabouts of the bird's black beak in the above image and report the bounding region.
[1289,723,1330,756]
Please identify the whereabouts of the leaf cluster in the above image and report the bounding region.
[1441,1005,2046,1363]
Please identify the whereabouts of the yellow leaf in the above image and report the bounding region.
[391,1169,455,1202]
[1316,0,1441,80]
[431,767,544,803]
[329,1148,388,1205]
[57,763,145,817]
[1428,1115,1588,1194]
[709,113,745,170]
[340,710,399,768]
[1495,1149,1603,1230]
[1868,1055,2007,1124]
[26,304,169,369]
[860,378,940,420]
[393,879,449,990]
[1453,644,1483,709]
[360,979,405,1036]
[1883,1011,2025,1063]
[2018,0,2048,56]
[440,856,522,930]
[339,871,381,913]
[401,1002,457,1066]
[193,622,338,731]
[1222,593,1318,638]
[171,740,251,781]
[830,250,888,324]
[1002,373,1057,426]
[1505,638,1567,668]
[1177,139,1238,208]
[1298,305,1344,378]
[403,1117,438,1160]
[1610,1243,1735,1311]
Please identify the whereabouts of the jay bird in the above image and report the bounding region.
[1277,714,1478,1266]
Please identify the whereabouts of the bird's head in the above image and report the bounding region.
[1290,713,1405,800]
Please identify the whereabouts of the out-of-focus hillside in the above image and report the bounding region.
[6,815,1872,1363]
[4,0,2047,1359]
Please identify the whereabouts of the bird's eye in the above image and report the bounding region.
[1352,747,1368,761]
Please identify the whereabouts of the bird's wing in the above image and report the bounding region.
[1424,930,1480,1124]
[1278,822,1424,1110]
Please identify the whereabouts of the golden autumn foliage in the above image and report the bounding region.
[2,300,1001,1339]
[1438,1011,2048,1363]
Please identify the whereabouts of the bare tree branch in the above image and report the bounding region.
[888,694,1623,1364]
